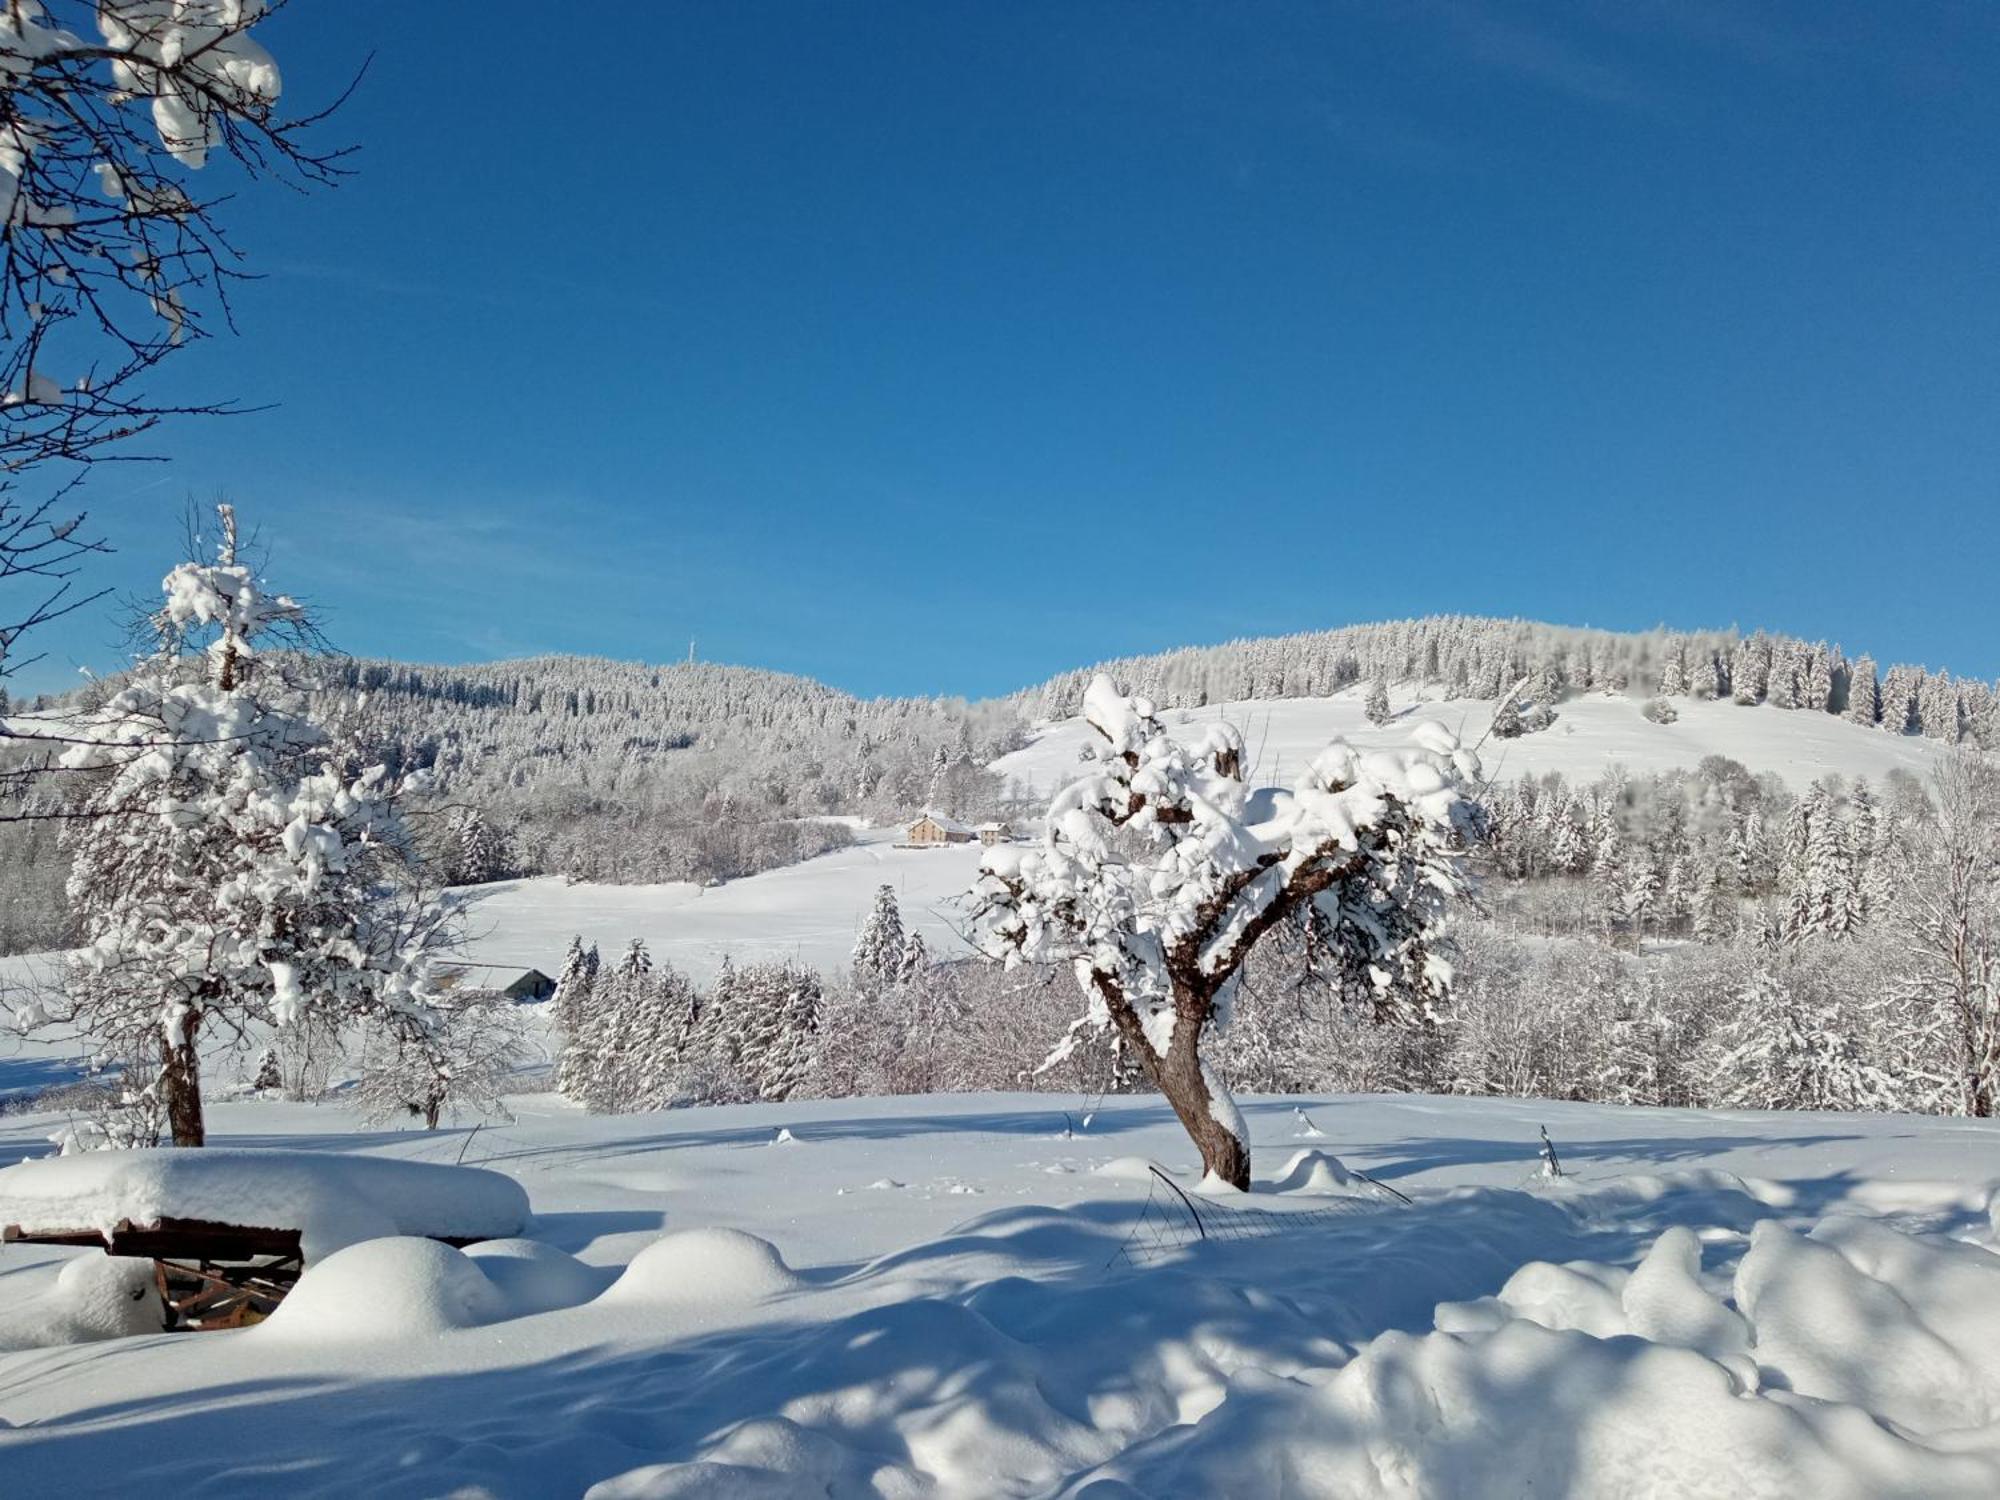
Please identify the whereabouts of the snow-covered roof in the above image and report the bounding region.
[0,1149,530,1262]
[911,811,973,835]
[973,821,1009,831]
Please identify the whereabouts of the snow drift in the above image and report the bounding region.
[0,1148,530,1260]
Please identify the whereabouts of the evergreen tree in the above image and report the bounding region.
[1364,679,1392,727]
[1658,646,1688,698]
[1710,967,1891,1111]
[1880,665,1921,734]
[452,808,504,885]
[566,938,653,1112]
[1731,635,1770,705]
[51,505,452,1147]
[1845,655,1881,727]
[553,935,593,1039]
[1687,650,1723,701]
[897,930,932,987]
[735,961,822,1102]
[251,1046,283,1094]
[851,884,907,984]
[1803,644,1836,714]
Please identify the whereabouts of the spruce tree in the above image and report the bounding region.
[897,930,932,987]
[851,884,907,984]
[1845,655,1881,727]
[53,505,452,1147]
[1658,647,1688,698]
[553,935,593,1039]
[1364,679,1392,727]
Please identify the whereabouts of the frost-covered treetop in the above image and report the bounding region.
[157,555,302,655]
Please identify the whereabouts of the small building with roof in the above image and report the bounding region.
[904,811,976,847]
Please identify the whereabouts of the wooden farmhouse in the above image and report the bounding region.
[974,821,1013,846]
[905,811,976,847]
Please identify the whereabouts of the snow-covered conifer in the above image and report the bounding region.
[50,506,453,1146]
[1658,647,1688,699]
[851,884,907,985]
[553,936,593,1039]
[1709,966,1892,1111]
[735,961,822,1102]
[1364,679,1392,726]
[450,809,504,885]
[251,1046,282,1095]
[897,930,931,987]
[1846,655,1881,727]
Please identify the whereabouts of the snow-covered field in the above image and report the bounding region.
[454,831,987,983]
[5,1089,2000,1496]
[997,689,1948,798]
[1,691,1983,1495]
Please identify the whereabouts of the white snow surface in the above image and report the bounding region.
[0,1148,530,1260]
[454,827,986,982]
[4,1090,2000,1496]
[995,689,1948,798]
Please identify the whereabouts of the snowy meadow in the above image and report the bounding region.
[9,1086,2000,1498]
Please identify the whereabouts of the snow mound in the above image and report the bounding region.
[1097,1218,2000,1497]
[1093,1315,1990,1498]
[0,1255,164,1351]
[587,1417,903,1499]
[258,1237,504,1341]
[1094,1156,1174,1182]
[1735,1219,1991,1432]
[0,1148,530,1261]
[464,1238,612,1317]
[1267,1149,1368,1196]
[599,1228,804,1306]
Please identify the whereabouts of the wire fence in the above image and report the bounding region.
[1108,1164,1408,1270]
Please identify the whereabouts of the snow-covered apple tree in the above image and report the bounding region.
[972,675,1482,1189]
[41,504,454,1145]
[0,1,345,690]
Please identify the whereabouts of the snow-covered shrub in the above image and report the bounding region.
[1643,696,1678,724]
[351,984,528,1130]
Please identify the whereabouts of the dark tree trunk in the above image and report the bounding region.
[1101,975,1251,1190]
[161,1014,205,1147]
[1153,1038,1251,1190]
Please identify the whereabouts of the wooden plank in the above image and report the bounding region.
[6,1216,303,1260]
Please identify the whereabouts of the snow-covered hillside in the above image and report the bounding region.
[456,828,986,982]
[452,692,1947,984]
[5,1089,2000,1496]
[996,687,1949,799]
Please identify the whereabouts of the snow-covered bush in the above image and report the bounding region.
[1643,696,1678,724]
[973,675,1480,1187]
[351,984,528,1130]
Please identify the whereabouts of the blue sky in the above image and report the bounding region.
[10,1,1997,700]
